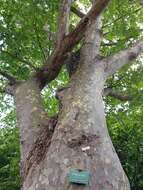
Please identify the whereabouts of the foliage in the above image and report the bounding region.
[0,0,143,190]
[107,107,143,190]
[0,127,20,190]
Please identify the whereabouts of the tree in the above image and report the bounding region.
[0,0,143,189]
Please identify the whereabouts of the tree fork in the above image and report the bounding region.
[10,1,143,189]
[21,5,130,189]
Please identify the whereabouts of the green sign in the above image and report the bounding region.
[68,169,90,185]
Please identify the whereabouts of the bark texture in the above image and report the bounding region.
[5,0,143,189]
[14,79,57,182]
[18,14,130,190]
[1,1,143,189]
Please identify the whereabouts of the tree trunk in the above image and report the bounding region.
[17,57,130,190]
[2,0,143,189]
[14,79,56,182]
[13,5,130,190]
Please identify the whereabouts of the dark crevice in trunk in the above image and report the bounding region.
[22,116,58,182]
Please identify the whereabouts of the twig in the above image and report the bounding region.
[103,8,142,29]
[0,69,16,84]
[33,22,47,61]
[71,6,85,18]
[104,87,133,101]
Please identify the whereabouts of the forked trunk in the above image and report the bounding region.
[14,9,130,190]
[2,0,143,189]
[17,57,130,190]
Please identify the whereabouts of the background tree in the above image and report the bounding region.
[0,0,143,189]
[0,127,20,190]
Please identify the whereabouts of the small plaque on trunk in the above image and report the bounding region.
[68,169,90,185]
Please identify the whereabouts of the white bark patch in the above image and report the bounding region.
[105,158,111,164]
[35,184,38,189]
[82,146,90,151]
[63,158,69,165]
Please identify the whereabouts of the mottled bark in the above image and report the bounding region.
[19,16,130,190]
[1,1,143,189]
[56,0,72,46]
[14,79,57,182]
[104,40,143,78]
[14,79,46,160]
[6,1,143,190]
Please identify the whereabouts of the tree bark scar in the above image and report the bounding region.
[67,132,100,149]
[66,132,101,160]
[22,117,57,182]
[74,109,80,121]
[129,52,137,60]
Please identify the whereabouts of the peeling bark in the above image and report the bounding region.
[1,0,143,189]
[21,53,130,190]
[7,1,139,189]
[14,79,57,182]
[20,15,130,190]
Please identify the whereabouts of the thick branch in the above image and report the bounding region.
[71,6,85,18]
[56,0,72,47]
[104,40,143,78]
[36,0,110,88]
[104,87,133,101]
[0,69,16,84]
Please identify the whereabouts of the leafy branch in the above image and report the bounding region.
[1,50,37,71]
